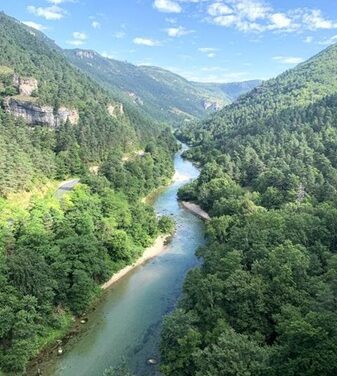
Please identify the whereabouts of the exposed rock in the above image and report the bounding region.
[19,77,38,96]
[75,50,97,59]
[108,102,124,117]
[89,165,99,175]
[12,75,38,96]
[203,100,222,111]
[4,97,79,127]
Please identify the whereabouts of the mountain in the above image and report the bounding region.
[178,43,337,146]
[0,12,176,195]
[64,49,261,126]
[161,45,337,375]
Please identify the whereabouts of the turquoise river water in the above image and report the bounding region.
[42,147,205,376]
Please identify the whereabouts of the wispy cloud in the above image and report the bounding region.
[91,21,101,29]
[133,37,161,46]
[319,34,337,45]
[198,47,219,58]
[273,56,304,64]
[206,0,337,33]
[303,36,313,43]
[66,31,87,46]
[47,0,74,3]
[27,5,67,20]
[47,0,77,4]
[153,0,182,13]
[166,26,194,37]
[113,31,126,39]
[22,21,47,31]
[101,51,115,59]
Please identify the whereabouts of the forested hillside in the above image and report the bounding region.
[161,44,337,375]
[0,12,178,373]
[64,49,260,126]
[0,12,172,195]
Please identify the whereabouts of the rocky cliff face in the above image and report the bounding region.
[4,97,79,127]
[75,50,96,59]
[203,100,222,111]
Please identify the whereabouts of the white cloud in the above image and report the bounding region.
[166,26,194,37]
[66,40,85,46]
[66,31,87,46]
[198,47,218,53]
[234,0,270,21]
[27,5,66,20]
[208,2,233,17]
[207,0,337,33]
[304,36,313,43]
[166,17,178,24]
[319,34,337,45]
[101,51,115,59]
[301,9,337,30]
[273,56,304,64]
[133,37,160,46]
[198,47,219,58]
[269,13,291,29]
[47,0,74,4]
[22,21,47,31]
[91,21,101,29]
[153,0,182,13]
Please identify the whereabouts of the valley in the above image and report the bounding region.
[1,3,337,376]
[31,145,205,376]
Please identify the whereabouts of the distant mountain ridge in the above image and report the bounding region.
[178,42,337,145]
[64,48,261,126]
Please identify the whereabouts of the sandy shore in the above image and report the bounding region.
[181,201,210,220]
[101,235,169,290]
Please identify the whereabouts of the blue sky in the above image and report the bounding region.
[1,0,337,82]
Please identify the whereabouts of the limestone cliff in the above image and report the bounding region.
[203,100,222,111]
[3,97,79,127]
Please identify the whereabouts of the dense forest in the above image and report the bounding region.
[0,12,178,373]
[161,44,337,375]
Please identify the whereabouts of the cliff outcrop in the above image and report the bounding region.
[4,97,79,127]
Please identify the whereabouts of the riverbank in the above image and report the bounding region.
[181,201,210,220]
[101,235,169,290]
[34,144,205,376]
[27,234,171,375]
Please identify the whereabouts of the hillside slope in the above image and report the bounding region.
[64,49,260,125]
[0,12,172,194]
[0,12,179,374]
[161,45,337,375]
[178,43,337,148]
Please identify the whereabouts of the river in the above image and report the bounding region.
[42,146,205,376]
